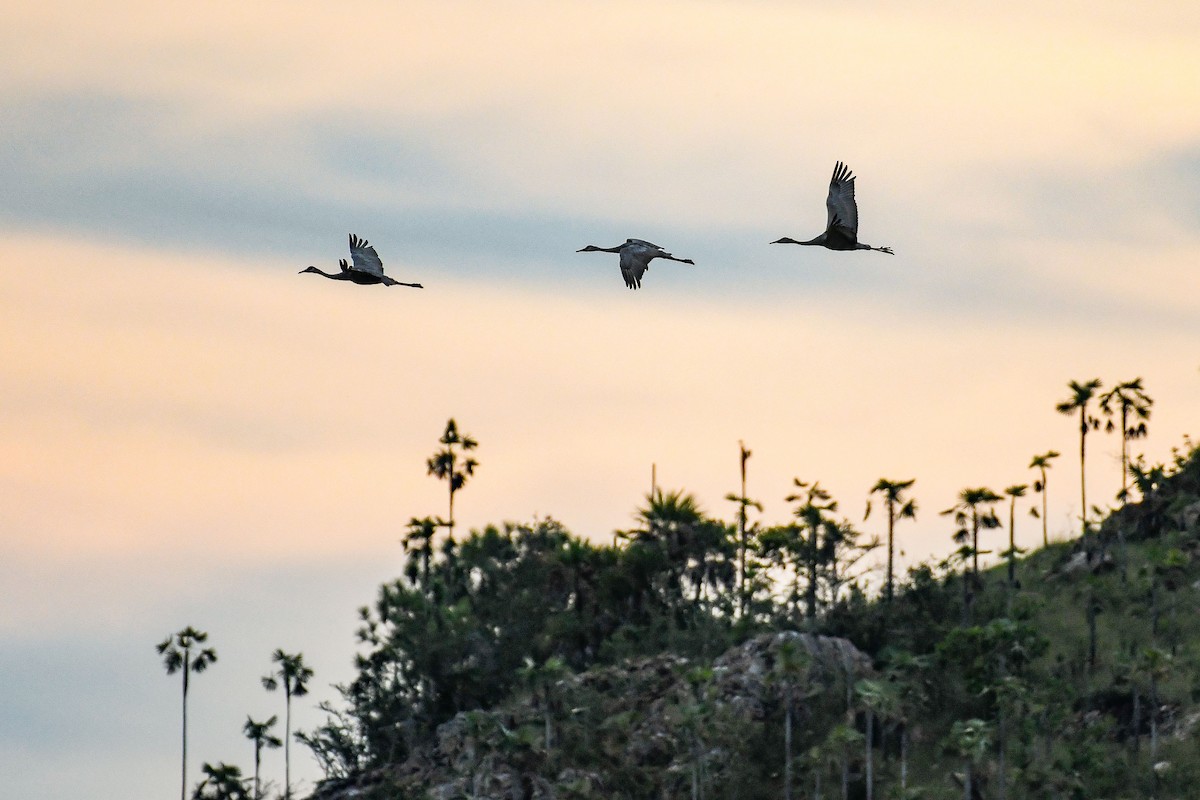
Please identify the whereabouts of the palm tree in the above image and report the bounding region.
[262,650,314,800]
[724,440,762,618]
[1028,450,1060,547]
[865,478,917,606]
[192,762,251,800]
[1055,378,1102,533]
[517,656,569,753]
[945,719,991,800]
[157,627,218,800]
[785,480,839,626]
[941,487,1001,580]
[882,650,931,792]
[426,418,478,536]
[1003,484,1028,614]
[242,716,282,800]
[1099,378,1152,501]
[774,638,812,800]
[856,678,899,800]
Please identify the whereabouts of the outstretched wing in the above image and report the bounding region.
[619,248,649,289]
[347,234,385,277]
[625,238,663,251]
[824,161,859,241]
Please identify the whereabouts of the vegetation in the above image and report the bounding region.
[243,715,282,800]
[157,402,1200,800]
[157,626,218,800]
[262,650,313,800]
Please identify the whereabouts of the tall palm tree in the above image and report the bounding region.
[785,480,839,626]
[1099,378,1152,501]
[157,627,218,800]
[262,650,314,800]
[1028,450,1060,547]
[1003,485,1028,614]
[242,715,282,800]
[855,678,898,800]
[865,478,917,607]
[774,639,811,800]
[941,487,1002,579]
[724,440,762,618]
[1055,378,1102,533]
[426,418,478,537]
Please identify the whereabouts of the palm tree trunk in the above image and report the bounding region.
[886,504,895,606]
[900,725,908,790]
[1079,408,1088,533]
[998,709,1008,800]
[1150,675,1159,764]
[254,742,262,800]
[1120,405,1129,499]
[284,688,292,800]
[1008,499,1017,614]
[840,756,849,800]
[963,761,971,800]
[784,690,793,800]
[1132,685,1141,761]
[865,709,874,800]
[1040,469,1049,547]
[181,661,189,800]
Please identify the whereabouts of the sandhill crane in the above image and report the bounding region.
[576,238,695,290]
[771,162,893,254]
[300,234,424,287]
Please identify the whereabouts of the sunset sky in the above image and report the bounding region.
[3,2,1199,798]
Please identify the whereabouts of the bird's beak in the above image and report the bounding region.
[769,238,786,245]
[576,248,587,252]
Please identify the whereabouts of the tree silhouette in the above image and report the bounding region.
[242,715,282,800]
[1055,378,1103,534]
[865,478,917,607]
[426,418,478,537]
[724,440,762,618]
[402,516,439,590]
[1099,378,1152,501]
[157,627,218,800]
[941,487,1001,580]
[1028,450,1060,547]
[785,480,839,626]
[262,650,314,800]
[192,762,250,800]
[1002,484,1027,614]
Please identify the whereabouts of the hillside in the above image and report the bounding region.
[302,440,1200,800]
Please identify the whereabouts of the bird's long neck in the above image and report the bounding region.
[307,267,349,279]
[774,236,823,246]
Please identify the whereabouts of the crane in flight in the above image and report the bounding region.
[300,234,424,287]
[576,238,694,290]
[771,162,893,255]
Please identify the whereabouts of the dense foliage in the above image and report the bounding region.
[291,434,1200,800]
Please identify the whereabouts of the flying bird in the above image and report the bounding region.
[771,162,893,255]
[300,234,424,287]
[576,238,695,290]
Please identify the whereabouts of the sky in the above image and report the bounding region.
[2,1,1199,798]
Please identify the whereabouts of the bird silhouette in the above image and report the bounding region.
[300,234,424,287]
[576,238,695,289]
[772,162,893,254]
